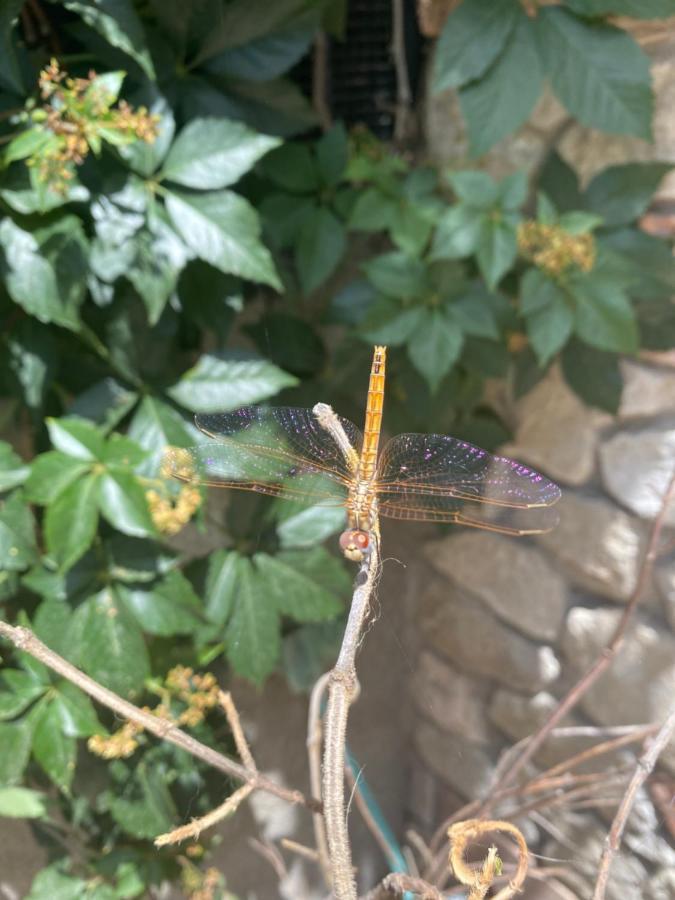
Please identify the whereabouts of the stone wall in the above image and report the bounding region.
[406,358,675,899]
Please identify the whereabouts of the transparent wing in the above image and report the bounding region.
[164,406,360,507]
[196,407,361,484]
[376,433,561,509]
[164,443,350,506]
[378,492,559,535]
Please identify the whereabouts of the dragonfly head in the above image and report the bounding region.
[339,529,370,563]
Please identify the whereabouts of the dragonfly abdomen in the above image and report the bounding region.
[358,345,386,483]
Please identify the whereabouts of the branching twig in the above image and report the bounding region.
[155,783,253,846]
[485,465,675,798]
[592,702,675,900]
[323,542,380,899]
[0,621,319,814]
[307,671,332,884]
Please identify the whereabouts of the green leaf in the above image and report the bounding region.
[52,682,100,738]
[33,600,76,658]
[32,700,77,791]
[258,141,319,191]
[363,252,428,299]
[566,0,675,17]
[0,0,23,93]
[0,787,46,818]
[4,127,53,164]
[0,442,29,492]
[408,308,464,392]
[45,474,100,571]
[570,273,639,353]
[72,589,151,697]
[254,552,343,622]
[348,187,398,232]
[121,571,201,636]
[449,286,500,339]
[126,222,188,326]
[108,762,175,839]
[25,453,90,505]
[128,396,192,477]
[0,670,46,720]
[162,117,280,189]
[584,163,671,227]
[558,211,605,234]
[204,550,240,626]
[165,188,281,288]
[168,353,297,413]
[561,340,623,412]
[537,7,652,138]
[0,220,79,331]
[225,557,280,684]
[203,11,316,81]
[0,493,37,571]
[476,215,518,288]
[98,472,155,538]
[276,505,346,549]
[390,201,437,256]
[538,152,584,213]
[460,14,543,156]
[433,0,518,92]
[102,434,147,468]
[0,722,32,784]
[316,122,348,186]
[245,313,326,376]
[431,204,482,259]
[360,300,426,346]
[296,206,346,294]
[62,0,154,78]
[46,417,105,461]
[26,865,87,899]
[446,170,500,208]
[7,322,57,411]
[525,297,574,365]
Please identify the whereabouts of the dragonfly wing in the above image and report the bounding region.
[378,491,559,535]
[376,433,561,509]
[195,407,362,483]
[164,443,349,506]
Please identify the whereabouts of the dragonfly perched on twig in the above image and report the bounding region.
[166,346,561,562]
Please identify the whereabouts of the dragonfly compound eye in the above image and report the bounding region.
[339,530,370,562]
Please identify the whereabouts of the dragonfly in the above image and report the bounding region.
[166,346,561,563]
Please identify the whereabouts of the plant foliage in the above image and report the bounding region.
[0,0,673,896]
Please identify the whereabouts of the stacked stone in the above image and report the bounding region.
[408,359,675,899]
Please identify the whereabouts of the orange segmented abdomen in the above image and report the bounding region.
[358,345,386,482]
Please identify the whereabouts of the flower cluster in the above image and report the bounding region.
[517,220,596,276]
[146,483,202,535]
[30,59,158,191]
[87,667,221,761]
[179,861,226,900]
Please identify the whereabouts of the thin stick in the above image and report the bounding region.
[307,671,332,884]
[155,783,253,846]
[362,872,443,899]
[391,0,412,143]
[323,542,380,899]
[592,703,675,900]
[219,690,256,771]
[346,764,400,870]
[0,621,319,813]
[486,466,675,798]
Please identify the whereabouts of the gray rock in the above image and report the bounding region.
[619,361,675,420]
[561,607,675,770]
[655,563,675,629]
[411,651,491,743]
[648,868,675,900]
[537,493,647,602]
[425,532,567,640]
[542,816,648,900]
[488,688,558,743]
[599,428,675,527]
[413,719,494,801]
[421,582,560,692]
[501,365,611,486]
